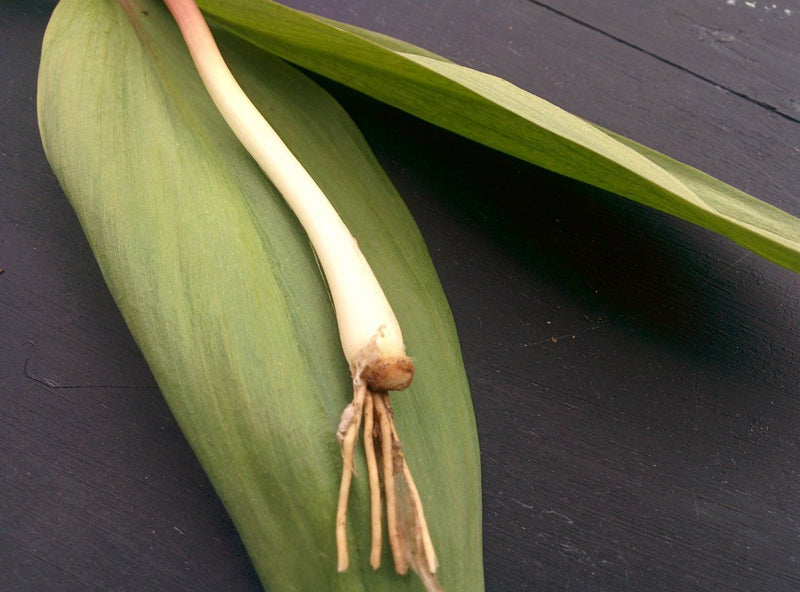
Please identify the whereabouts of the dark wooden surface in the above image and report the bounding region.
[2,1,799,590]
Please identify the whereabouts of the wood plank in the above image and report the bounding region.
[2,1,798,591]
[533,0,800,121]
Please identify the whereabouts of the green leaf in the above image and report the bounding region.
[197,0,800,273]
[38,0,482,590]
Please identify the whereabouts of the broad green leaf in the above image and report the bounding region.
[197,0,800,273]
[38,0,482,590]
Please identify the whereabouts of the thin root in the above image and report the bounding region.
[386,409,438,575]
[363,392,382,568]
[373,392,408,574]
[335,379,367,572]
[336,384,442,591]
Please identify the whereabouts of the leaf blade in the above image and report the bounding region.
[197,0,800,272]
[38,0,482,590]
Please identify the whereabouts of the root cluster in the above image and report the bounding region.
[336,377,442,591]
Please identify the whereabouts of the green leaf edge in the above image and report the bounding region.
[197,0,800,273]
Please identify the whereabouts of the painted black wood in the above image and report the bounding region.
[2,1,798,591]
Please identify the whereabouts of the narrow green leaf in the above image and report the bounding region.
[38,0,482,590]
[197,0,800,273]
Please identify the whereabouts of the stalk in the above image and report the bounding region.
[160,0,441,588]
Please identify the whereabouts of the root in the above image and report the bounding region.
[363,392,382,568]
[335,379,367,572]
[336,379,443,591]
[401,462,439,574]
[373,393,408,574]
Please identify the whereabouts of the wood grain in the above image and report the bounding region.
[2,0,798,590]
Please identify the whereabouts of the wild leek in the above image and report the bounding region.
[161,0,441,588]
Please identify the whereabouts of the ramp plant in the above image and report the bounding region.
[163,0,441,585]
[38,0,480,590]
[38,0,799,591]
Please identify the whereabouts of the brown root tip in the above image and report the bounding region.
[362,356,415,391]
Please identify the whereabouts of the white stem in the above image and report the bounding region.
[163,0,407,372]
